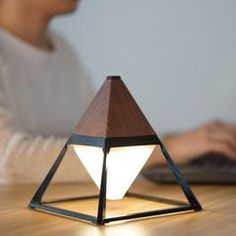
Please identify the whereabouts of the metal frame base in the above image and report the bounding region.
[28,135,202,225]
[29,192,201,225]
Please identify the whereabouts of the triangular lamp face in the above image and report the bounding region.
[73,145,155,200]
[73,77,156,138]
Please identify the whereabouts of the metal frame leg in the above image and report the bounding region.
[96,148,109,225]
[160,143,202,210]
[29,143,69,204]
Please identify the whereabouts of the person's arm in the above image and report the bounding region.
[146,120,236,167]
[0,87,89,184]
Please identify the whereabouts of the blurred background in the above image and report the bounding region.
[52,0,236,135]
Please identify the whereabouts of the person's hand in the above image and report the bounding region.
[163,120,236,164]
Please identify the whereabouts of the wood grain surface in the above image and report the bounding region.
[0,179,235,236]
[74,77,156,138]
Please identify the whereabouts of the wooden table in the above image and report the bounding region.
[0,179,235,236]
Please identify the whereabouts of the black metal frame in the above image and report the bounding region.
[28,134,202,225]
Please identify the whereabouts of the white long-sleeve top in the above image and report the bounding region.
[0,28,93,184]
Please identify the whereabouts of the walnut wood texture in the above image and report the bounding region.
[74,76,156,138]
[1,181,236,235]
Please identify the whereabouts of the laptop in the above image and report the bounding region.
[142,153,236,184]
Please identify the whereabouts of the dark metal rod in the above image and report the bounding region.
[42,195,99,204]
[160,143,202,210]
[68,134,160,148]
[104,206,193,223]
[29,202,97,224]
[126,192,188,206]
[96,148,108,225]
[29,143,69,203]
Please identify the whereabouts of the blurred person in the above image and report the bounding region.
[149,120,236,167]
[0,0,94,183]
[0,0,235,184]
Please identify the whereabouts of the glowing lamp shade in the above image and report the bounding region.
[29,76,202,225]
[73,144,155,200]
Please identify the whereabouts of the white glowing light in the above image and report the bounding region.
[73,144,155,200]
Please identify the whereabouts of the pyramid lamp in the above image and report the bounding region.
[28,76,202,225]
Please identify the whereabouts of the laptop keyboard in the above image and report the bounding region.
[142,153,236,184]
[188,154,236,171]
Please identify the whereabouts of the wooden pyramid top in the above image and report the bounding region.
[73,76,156,138]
